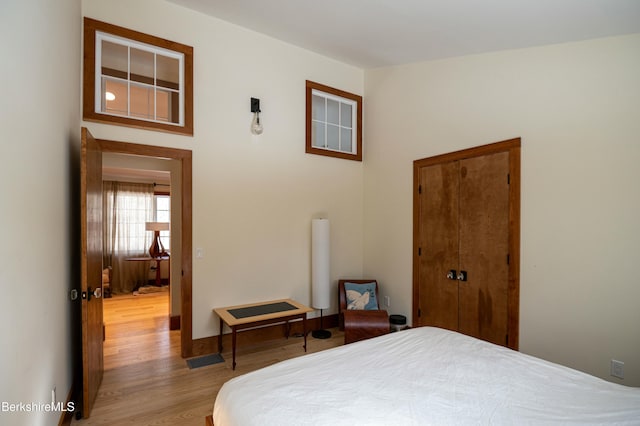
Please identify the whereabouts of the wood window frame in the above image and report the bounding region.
[305,80,362,161]
[83,17,194,136]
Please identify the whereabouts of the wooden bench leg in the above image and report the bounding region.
[303,315,308,352]
[232,326,237,370]
[218,318,223,352]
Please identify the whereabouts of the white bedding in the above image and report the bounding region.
[213,327,640,425]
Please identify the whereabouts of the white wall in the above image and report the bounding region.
[81,0,365,339]
[364,34,640,385]
[0,0,81,425]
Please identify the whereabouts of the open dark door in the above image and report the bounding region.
[80,127,104,418]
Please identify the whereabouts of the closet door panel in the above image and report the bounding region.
[458,152,510,345]
[418,162,459,330]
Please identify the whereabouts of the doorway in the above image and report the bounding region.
[102,155,173,308]
[98,138,194,358]
[101,156,175,370]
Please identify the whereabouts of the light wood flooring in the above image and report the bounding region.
[72,289,343,425]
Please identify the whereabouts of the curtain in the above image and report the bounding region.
[103,181,154,294]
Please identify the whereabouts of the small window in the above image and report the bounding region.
[154,194,171,251]
[83,18,193,136]
[306,80,362,161]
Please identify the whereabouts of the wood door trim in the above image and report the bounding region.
[413,138,520,168]
[97,138,195,357]
[412,137,521,349]
[507,144,521,349]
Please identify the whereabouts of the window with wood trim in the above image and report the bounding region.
[306,80,362,161]
[154,194,171,251]
[83,18,194,136]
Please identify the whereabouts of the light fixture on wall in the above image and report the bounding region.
[250,97,263,135]
[311,218,331,339]
[146,222,170,258]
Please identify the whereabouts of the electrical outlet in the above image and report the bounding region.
[611,359,624,379]
[384,296,390,308]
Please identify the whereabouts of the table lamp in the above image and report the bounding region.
[145,222,170,258]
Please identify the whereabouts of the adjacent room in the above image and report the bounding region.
[1,0,639,425]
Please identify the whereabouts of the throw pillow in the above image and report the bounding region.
[345,282,378,310]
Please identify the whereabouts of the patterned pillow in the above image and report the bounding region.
[345,282,378,310]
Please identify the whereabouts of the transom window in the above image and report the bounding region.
[306,81,362,161]
[97,33,183,125]
[83,18,193,135]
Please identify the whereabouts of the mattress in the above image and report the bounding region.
[213,326,640,425]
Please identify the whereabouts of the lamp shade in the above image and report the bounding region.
[145,222,170,232]
[311,218,330,310]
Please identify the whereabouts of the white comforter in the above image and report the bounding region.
[213,327,640,425]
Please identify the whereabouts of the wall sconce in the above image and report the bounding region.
[250,97,263,135]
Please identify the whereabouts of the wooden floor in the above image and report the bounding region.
[72,289,343,425]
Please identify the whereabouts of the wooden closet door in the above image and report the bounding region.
[413,138,520,349]
[458,152,510,345]
[417,161,459,330]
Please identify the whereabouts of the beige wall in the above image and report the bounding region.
[81,0,365,339]
[0,0,81,424]
[363,34,640,385]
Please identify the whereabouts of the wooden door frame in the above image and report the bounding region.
[98,138,195,358]
[412,138,521,349]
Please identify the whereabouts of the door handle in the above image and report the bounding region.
[457,271,468,282]
[446,270,457,280]
[85,286,103,301]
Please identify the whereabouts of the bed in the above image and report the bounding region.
[211,326,640,425]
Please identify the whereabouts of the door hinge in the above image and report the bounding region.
[418,308,421,317]
[507,173,510,184]
[507,254,510,265]
[418,184,422,194]
[418,247,422,256]
[506,334,509,346]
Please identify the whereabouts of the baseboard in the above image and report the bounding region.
[58,386,74,426]
[170,314,181,330]
[190,313,338,357]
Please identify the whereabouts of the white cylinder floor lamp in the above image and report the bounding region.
[311,218,331,339]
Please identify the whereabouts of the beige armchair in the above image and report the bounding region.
[102,266,112,298]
